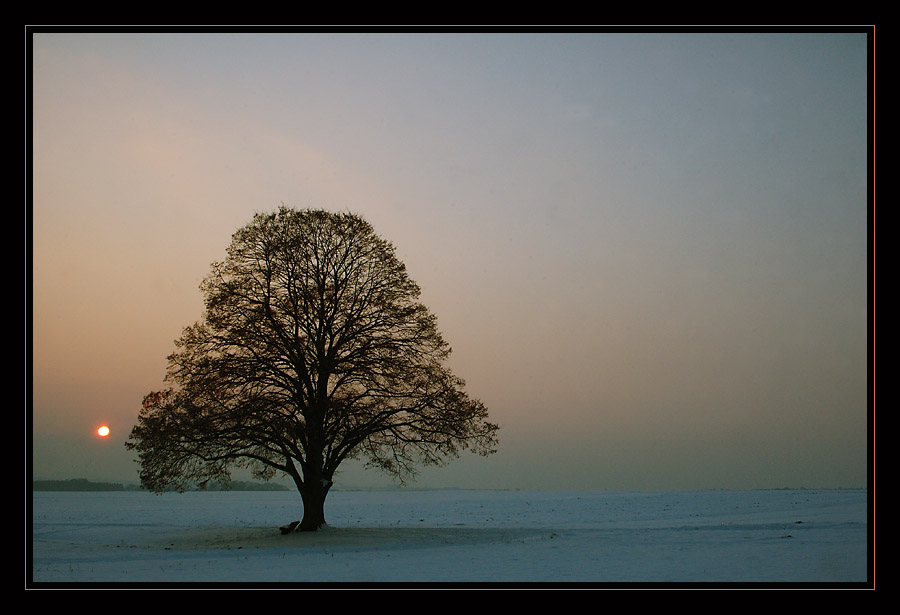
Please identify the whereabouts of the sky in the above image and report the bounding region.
[29,30,870,491]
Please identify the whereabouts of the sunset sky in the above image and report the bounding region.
[30,31,870,491]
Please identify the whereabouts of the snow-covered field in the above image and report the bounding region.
[29,488,869,586]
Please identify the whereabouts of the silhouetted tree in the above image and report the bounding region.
[126,208,498,531]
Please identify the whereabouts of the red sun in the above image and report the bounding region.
[96,425,110,438]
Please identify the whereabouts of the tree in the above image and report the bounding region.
[126,208,498,531]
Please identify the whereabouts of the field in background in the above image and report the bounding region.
[30,488,869,585]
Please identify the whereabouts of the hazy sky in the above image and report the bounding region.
[29,31,870,491]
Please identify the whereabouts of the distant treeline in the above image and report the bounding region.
[32,479,140,492]
[32,478,290,492]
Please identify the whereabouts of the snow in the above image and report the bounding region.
[29,488,869,586]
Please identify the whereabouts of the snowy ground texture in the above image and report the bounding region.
[30,488,869,587]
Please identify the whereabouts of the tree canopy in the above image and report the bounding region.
[126,208,498,530]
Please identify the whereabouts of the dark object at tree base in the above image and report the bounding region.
[279,521,300,535]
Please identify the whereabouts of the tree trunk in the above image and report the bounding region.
[297,407,330,531]
[298,479,330,531]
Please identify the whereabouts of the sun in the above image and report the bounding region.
[97,425,110,438]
